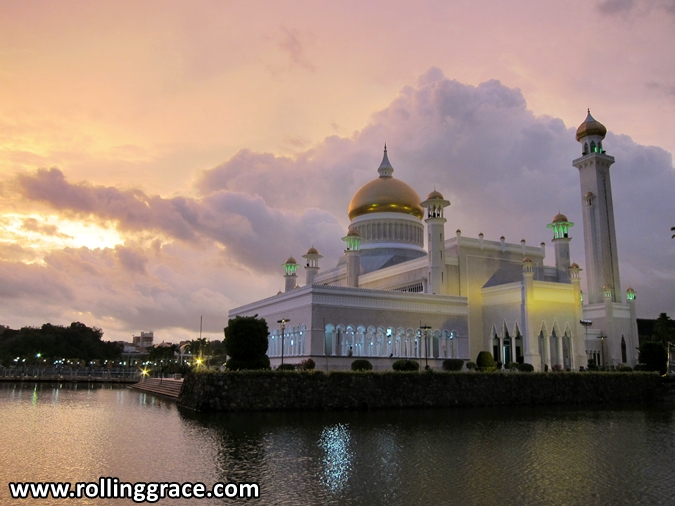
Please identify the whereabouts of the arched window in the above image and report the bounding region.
[590,141,597,153]
[583,142,589,155]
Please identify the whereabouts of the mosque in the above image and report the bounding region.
[229,112,639,371]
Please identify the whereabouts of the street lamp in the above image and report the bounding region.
[277,319,290,365]
[420,323,431,370]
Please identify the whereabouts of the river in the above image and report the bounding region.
[1,382,673,505]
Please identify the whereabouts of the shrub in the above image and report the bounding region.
[226,355,271,371]
[587,363,598,371]
[634,364,647,371]
[552,364,564,372]
[276,363,296,371]
[351,359,372,371]
[476,351,496,372]
[618,365,633,372]
[518,363,534,372]
[299,358,316,370]
[507,362,520,370]
[392,359,419,371]
[442,359,464,371]
[466,362,477,370]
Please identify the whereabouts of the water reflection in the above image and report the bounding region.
[1,383,675,506]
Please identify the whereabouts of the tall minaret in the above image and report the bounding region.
[420,190,450,295]
[302,247,322,286]
[546,213,574,283]
[283,256,298,292]
[572,110,622,304]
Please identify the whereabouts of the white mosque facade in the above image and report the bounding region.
[229,113,639,371]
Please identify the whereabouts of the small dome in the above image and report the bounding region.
[523,257,533,263]
[585,191,594,198]
[570,262,580,269]
[285,256,297,264]
[576,110,607,141]
[426,189,444,200]
[552,213,568,223]
[306,246,319,255]
[347,229,361,237]
[626,286,635,292]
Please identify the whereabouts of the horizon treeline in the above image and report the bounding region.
[0,322,122,365]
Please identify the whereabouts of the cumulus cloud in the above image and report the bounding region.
[5,68,675,341]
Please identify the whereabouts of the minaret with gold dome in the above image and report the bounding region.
[573,110,621,304]
[346,146,426,272]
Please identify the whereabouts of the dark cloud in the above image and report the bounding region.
[598,0,675,15]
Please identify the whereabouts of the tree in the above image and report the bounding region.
[223,316,270,370]
[639,341,668,375]
[652,313,675,348]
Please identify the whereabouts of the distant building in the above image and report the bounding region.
[132,331,154,350]
[230,112,639,371]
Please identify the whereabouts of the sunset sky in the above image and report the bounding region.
[1,0,674,343]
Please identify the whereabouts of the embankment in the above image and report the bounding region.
[178,370,672,412]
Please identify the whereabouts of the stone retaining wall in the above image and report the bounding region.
[177,370,666,412]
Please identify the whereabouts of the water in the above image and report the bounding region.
[1,382,674,505]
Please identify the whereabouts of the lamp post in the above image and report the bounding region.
[277,319,290,365]
[667,342,674,376]
[420,323,431,370]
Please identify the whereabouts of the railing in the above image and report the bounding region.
[0,367,141,381]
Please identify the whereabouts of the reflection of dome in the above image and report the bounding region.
[348,148,423,220]
[576,110,607,141]
[570,262,579,269]
[285,256,297,264]
[552,213,568,223]
[523,257,532,263]
[347,229,360,237]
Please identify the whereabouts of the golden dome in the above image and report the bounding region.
[348,148,423,220]
[284,256,297,265]
[552,213,568,223]
[347,229,360,237]
[570,262,580,269]
[426,189,444,200]
[522,257,533,263]
[305,246,319,255]
[576,110,607,141]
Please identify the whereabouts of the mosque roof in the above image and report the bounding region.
[348,147,424,220]
[576,109,607,141]
[552,213,569,223]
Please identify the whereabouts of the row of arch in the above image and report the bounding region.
[325,324,458,359]
[490,320,577,370]
[350,220,424,246]
[268,324,306,357]
[582,140,603,155]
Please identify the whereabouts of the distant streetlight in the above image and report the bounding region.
[420,323,432,370]
[277,319,291,365]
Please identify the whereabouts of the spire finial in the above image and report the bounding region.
[378,145,394,178]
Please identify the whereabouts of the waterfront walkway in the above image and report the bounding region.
[129,378,183,399]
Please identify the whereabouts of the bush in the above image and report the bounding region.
[639,342,668,375]
[351,359,372,371]
[226,355,271,371]
[476,351,496,372]
[392,359,419,371]
[276,363,296,371]
[587,363,599,371]
[299,358,316,370]
[224,316,270,370]
[634,364,647,371]
[518,363,534,372]
[466,362,477,370]
[507,362,520,370]
[442,359,464,371]
[552,364,564,372]
[618,365,633,372]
